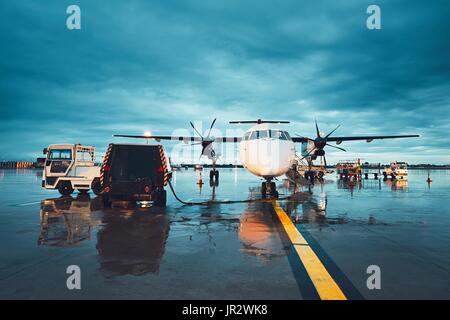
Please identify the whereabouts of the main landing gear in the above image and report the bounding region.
[261,179,279,198]
[209,169,219,182]
[209,162,219,186]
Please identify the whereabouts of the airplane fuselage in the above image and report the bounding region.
[239,123,296,179]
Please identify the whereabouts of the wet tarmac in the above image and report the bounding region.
[0,168,450,299]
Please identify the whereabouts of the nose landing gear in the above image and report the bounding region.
[261,179,279,198]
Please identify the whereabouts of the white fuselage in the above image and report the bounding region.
[238,124,296,178]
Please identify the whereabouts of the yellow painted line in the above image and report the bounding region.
[272,200,347,300]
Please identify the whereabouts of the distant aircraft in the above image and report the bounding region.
[114,118,419,197]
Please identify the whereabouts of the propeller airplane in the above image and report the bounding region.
[114,118,419,197]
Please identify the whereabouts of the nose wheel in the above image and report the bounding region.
[261,180,278,198]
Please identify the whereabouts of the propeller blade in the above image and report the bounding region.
[323,155,327,168]
[325,124,341,139]
[315,119,321,138]
[325,143,346,152]
[206,118,217,138]
[190,121,203,139]
[299,147,316,161]
[199,145,210,160]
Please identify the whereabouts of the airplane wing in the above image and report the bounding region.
[292,135,419,143]
[326,135,419,143]
[113,135,242,143]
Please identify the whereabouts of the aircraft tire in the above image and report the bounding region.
[270,182,276,195]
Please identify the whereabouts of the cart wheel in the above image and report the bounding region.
[154,190,167,207]
[58,182,73,196]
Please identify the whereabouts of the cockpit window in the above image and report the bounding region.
[249,131,258,140]
[246,130,291,140]
[269,130,286,140]
[284,131,292,140]
[259,130,268,139]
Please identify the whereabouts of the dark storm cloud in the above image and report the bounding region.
[0,0,449,162]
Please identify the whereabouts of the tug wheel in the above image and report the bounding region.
[91,178,102,196]
[58,182,74,196]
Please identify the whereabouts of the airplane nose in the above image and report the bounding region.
[258,165,283,177]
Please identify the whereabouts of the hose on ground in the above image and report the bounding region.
[167,178,290,206]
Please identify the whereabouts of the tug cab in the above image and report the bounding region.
[42,144,102,196]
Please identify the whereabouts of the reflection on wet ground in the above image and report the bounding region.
[38,196,171,277]
[97,209,169,276]
[1,168,450,299]
[38,195,100,247]
[238,203,287,260]
[38,195,290,275]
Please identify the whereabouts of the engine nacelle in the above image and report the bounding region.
[314,149,325,156]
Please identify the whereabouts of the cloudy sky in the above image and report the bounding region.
[1,0,449,164]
